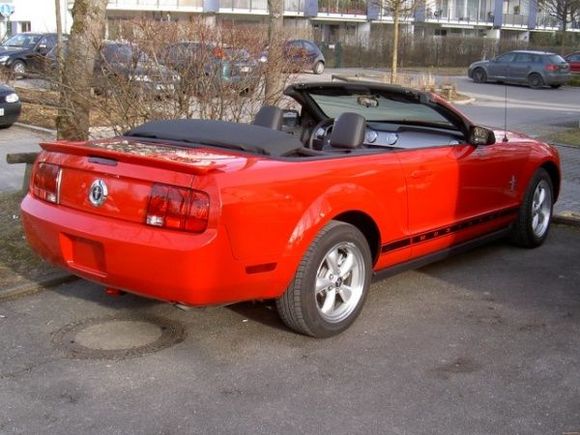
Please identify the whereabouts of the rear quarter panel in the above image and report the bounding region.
[216,152,409,296]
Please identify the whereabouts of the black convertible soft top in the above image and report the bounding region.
[125,119,304,157]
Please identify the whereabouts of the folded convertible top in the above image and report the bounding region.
[125,119,304,157]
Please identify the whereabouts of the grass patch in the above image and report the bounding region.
[540,128,580,147]
[0,191,59,289]
[568,74,580,87]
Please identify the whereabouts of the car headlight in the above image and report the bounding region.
[0,55,9,63]
[4,93,19,103]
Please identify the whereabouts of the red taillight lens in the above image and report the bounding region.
[146,183,210,233]
[545,64,557,72]
[32,162,61,204]
[212,47,225,59]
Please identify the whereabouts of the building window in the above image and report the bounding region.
[20,21,31,32]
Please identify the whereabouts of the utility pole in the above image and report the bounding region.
[54,0,63,83]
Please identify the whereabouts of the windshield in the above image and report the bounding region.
[3,34,41,48]
[309,90,453,126]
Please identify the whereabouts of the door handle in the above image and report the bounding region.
[411,169,433,178]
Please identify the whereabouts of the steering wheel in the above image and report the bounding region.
[307,118,334,149]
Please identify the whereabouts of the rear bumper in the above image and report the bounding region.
[544,73,571,85]
[21,194,286,305]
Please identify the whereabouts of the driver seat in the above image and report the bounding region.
[327,112,366,151]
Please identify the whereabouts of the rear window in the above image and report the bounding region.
[545,54,566,64]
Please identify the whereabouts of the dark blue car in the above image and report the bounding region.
[0,84,21,128]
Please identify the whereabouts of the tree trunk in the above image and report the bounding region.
[57,0,108,140]
[264,0,284,105]
[391,2,400,84]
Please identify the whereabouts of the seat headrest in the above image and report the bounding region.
[329,112,366,149]
[253,106,283,130]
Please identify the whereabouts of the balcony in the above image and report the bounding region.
[318,0,367,17]
[502,13,528,26]
[106,0,203,10]
[219,0,268,12]
[536,13,559,29]
[285,0,305,13]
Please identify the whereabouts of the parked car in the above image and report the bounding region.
[93,41,180,96]
[21,81,560,337]
[159,42,258,94]
[468,50,571,88]
[564,51,580,73]
[0,33,65,77]
[260,39,325,74]
[0,84,21,127]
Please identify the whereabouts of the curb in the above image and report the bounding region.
[13,122,57,136]
[450,97,475,105]
[554,211,580,228]
[0,272,77,302]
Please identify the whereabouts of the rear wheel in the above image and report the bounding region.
[276,220,372,337]
[510,168,553,248]
[472,68,487,83]
[313,61,325,75]
[528,73,544,89]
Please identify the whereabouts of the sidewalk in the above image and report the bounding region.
[554,144,580,216]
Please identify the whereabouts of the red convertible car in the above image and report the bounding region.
[21,82,560,337]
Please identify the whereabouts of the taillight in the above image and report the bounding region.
[32,162,61,204]
[146,183,209,233]
[545,64,557,72]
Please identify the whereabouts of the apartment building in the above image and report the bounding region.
[1,0,577,43]
[0,0,72,37]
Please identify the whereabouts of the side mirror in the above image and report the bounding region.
[469,125,496,146]
[282,109,299,128]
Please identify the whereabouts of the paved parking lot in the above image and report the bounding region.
[1,225,579,434]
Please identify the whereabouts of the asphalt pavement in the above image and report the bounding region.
[1,73,580,434]
[0,224,578,434]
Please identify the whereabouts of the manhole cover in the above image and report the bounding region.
[53,315,186,360]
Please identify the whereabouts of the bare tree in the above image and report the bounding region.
[54,0,63,84]
[538,0,580,48]
[56,0,108,140]
[374,0,421,83]
[264,0,285,104]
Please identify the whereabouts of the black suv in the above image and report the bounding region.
[0,33,64,77]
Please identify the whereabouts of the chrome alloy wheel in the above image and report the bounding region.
[531,179,552,238]
[13,62,25,75]
[315,241,365,323]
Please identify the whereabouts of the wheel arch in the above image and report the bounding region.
[333,210,381,265]
[541,161,560,201]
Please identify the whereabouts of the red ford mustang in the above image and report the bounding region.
[21,82,560,337]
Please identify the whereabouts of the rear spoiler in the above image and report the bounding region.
[39,140,227,175]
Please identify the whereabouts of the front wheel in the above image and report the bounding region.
[472,68,487,83]
[11,60,26,78]
[510,168,553,248]
[313,61,325,75]
[276,221,372,337]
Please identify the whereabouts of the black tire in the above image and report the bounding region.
[528,73,544,89]
[550,84,562,89]
[472,68,487,83]
[11,60,26,78]
[313,61,325,75]
[276,220,372,337]
[510,168,553,248]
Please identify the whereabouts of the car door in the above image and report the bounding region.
[487,52,515,80]
[27,36,54,73]
[396,139,529,258]
[508,52,533,83]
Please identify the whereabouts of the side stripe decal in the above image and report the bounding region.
[381,206,519,254]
